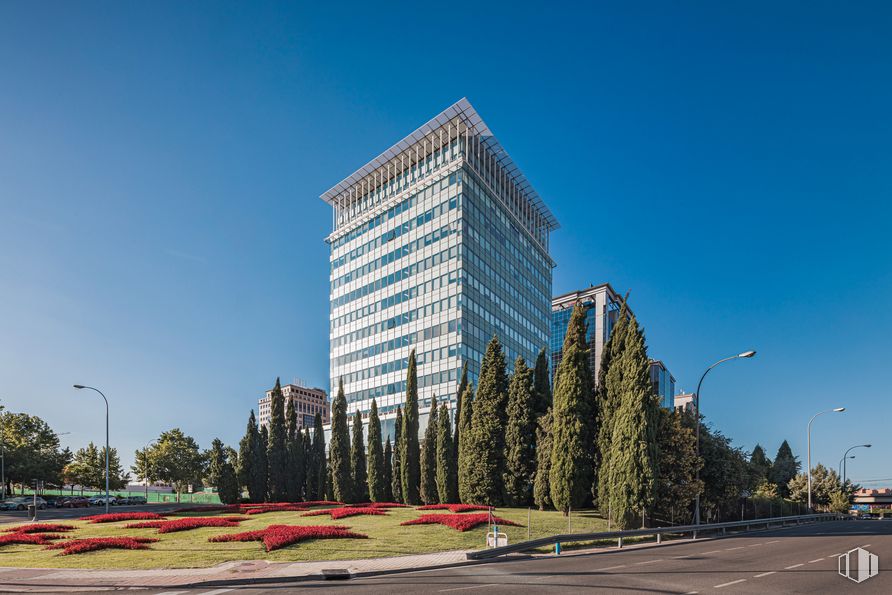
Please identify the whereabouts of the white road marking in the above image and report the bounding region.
[829,553,842,557]
[766,540,780,544]
[634,559,663,565]
[438,585,498,593]
[714,579,747,588]
[597,564,627,571]
[725,546,745,551]
[808,558,824,563]
[672,554,691,559]
[749,543,764,547]
[785,563,804,569]
[703,549,723,554]
[754,571,777,578]
[863,543,872,548]
[684,591,699,594]
[155,592,188,595]
[199,590,234,595]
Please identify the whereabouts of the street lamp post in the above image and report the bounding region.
[840,444,871,484]
[73,385,110,514]
[694,350,756,526]
[806,407,845,511]
[838,455,854,480]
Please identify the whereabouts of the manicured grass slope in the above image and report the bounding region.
[0,507,607,569]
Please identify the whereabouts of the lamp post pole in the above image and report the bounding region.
[694,350,757,526]
[806,407,845,511]
[838,455,854,481]
[840,444,871,485]
[73,385,110,514]
[0,398,5,501]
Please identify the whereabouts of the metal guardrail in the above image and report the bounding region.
[467,513,846,560]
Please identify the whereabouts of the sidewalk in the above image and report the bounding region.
[0,549,475,592]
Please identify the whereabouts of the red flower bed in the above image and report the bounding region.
[46,537,159,555]
[401,513,520,532]
[301,506,388,520]
[243,505,310,515]
[345,502,408,509]
[0,532,65,547]
[3,523,76,534]
[417,504,491,513]
[125,517,243,533]
[209,524,367,552]
[80,512,166,523]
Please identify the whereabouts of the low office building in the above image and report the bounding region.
[852,488,892,511]
[674,392,695,413]
[649,360,676,409]
[258,382,330,429]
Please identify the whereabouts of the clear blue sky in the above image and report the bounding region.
[1,2,889,483]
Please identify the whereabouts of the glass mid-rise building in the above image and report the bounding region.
[648,360,676,409]
[321,98,558,439]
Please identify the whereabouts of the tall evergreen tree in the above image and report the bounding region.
[653,408,701,523]
[749,444,772,488]
[420,398,439,504]
[400,350,421,504]
[596,298,630,510]
[465,336,509,505]
[457,383,475,503]
[239,410,262,502]
[313,412,328,501]
[436,401,457,503]
[392,407,403,503]
[266,378,288,501]
[329,379,352,502]
[258,424,269,502]
[304,427,317,500]
[367,400,386,502]
[285,396,302,501]
[533,409,554,510]
[207,438,240,505]
[532,348,552,417]
[550,305,595,514]
[505,356,536,506]
[604,314,659,528]
[351,410,368,502]
[770,440,800,497]
[383,437,394,502]
[453,362,468,459]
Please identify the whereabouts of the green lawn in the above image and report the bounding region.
[0,506,608,569]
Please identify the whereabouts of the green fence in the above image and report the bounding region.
[14,488,222,505]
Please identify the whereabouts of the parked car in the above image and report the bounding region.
[59,496,91,508]
[124,496,147,505]
[0,497,46,510]
[42,496,61,508]
[89,496,118,506]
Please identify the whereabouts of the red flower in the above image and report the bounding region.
[345,502,408,509]
[46,537,159,555]
[301,506,388,520]
[0,533,66,547]
[125,517,243,533]
[417,504,491,513]
[3,523,76,534]
[401,513,520,532]
[243,505,310,515]
[209,524,367,552]
[80,512,166,523]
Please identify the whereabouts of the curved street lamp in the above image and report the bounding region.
[807,407,845,511]
[694,350,757,526]
[73,385,110,514]
[840,444,871,484]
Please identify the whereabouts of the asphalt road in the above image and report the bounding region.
[134,519,891,594]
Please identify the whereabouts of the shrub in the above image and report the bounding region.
[46,537,159,555]
[80,512,166,523]
[125,517,243,533]
[3,524,76,534]
[0,533,65,547]
[401,513,520,532]
[210,524,366,552]
[417,504,491,513]
[301,507,388,520]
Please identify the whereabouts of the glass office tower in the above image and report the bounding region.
[321,99,558,438]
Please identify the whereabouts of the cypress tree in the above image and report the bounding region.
[453,362,468,460]
[465,336,509,505]
[604,314,659,528]
[770,440,800,497]
[550,304,595,514]
[367,400,386,502]
[351,411,368,502]
[401,350,421,504]
[329,379,352,502]
[267,378,288,501]
[596,298,630,512]
[383,436,394,502]
[533,408,554,510]
[420,398,439,504]
[392,407,403,503]
[313,412,328,501]
[457,383,475,503]
[304,427,317,500]
[532,348,552,417]
[436,401,457,503]
[749,444,772,487]
[208,438,240,505]
[505,356,536,506]
[239,410,260,502]
[285,396,301,501]
[258,424,269,502]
